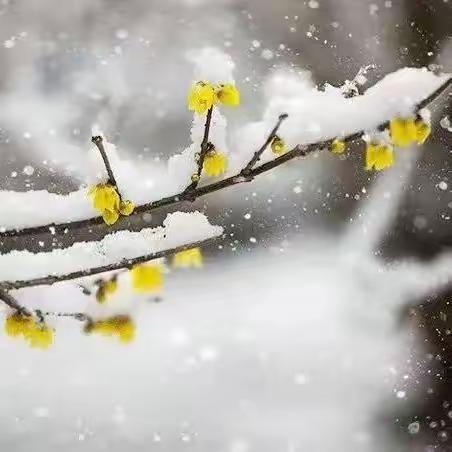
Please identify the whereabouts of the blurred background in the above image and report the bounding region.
[0,0,451,451]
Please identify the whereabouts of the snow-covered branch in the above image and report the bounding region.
[0,50,450,348]
[0,73,450,242]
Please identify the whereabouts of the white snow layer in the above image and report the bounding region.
[0,66,449,231]
[0,212,222,284]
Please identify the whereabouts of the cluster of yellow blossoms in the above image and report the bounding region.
[188,81,241,178]
[4,313,54,349]
[390,116,431,147]
[88,183,135,225]
[94,249,203,306]
[329,115,431,171]
[85,250,202,343]
[188,81,240,114]
[1,249,204,349]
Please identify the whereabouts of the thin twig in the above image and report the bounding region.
[41,311,88,321]
[1,76,451,244]
[241,113,288,175]
[184,106,214,196]
[0,289,32,316]
[0,288,88,321]
[92,135,120,193]
[0,236,218,290]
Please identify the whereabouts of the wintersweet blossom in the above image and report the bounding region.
[203,151,228,177]
[4,313,34,337]
[390,117,418,147]
[4,313,54,349]
[86,315,135,344]
[271,136,287,155]
[365,142,394,171]
[119,200,135,216]
[88,184,135,225]
[215,83,240,107]
[27,324,54,349]
[188,81,240,113]
[95,277,118,303]
[331,138,346,154]
[415,118,431,144]
[389,116,432,148]
[173,247,203,268]
[130,264,163,293]
[188,81,216,114]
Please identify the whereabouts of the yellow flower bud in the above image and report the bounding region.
[87,315,135,344]
[89,184,120,212]
[102,209,119,226]
[390,117,418,147]
[89,184,129,225]
[4,313,33,337]
[26,324,54,350]
[270,136,287,155]
[95,278,118,303]
[130,264,163,293]
[331,138,346,154]
[365,142,394,171]
[173,248,203,269]
[119,200,135,216]
[415,119,431,145]
[203,151,228,177]
[215,83,240,107]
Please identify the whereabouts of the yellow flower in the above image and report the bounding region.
[88,184,135,225]
[365,142,395,171]
[87,315,135,344]
[271,136,287,155]
[4,313,34,337]
[331,138,346,154]
[5,314,54,349]
[119,200,135,216]
[130,264,163,293]
[26,324,54,350]
[173,248,203,269]
[203,151,228,177]
[102,209,119,225]
[390,117,418,147]
[216,83,240,107]
[188,81,216,114]
[415,118,431,145]
[95,278,118,303]
[89,183,120,212]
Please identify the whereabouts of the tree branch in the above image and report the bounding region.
[0,236,218,291]
[92,135,121,194]
[0,289,88,322]
[0,289,32,316]
[1,76,451,246]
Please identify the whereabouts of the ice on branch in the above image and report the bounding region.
[0,212,222,285]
